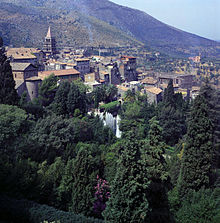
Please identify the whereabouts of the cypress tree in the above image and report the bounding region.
[67,82,87,116]
[52,81,70,116]
[158,79,187,146]
[143,117,173,222]
[199,83,220,185]
[70,144,101,217]
[103,132,149,222]
[0,37,19,105]
[163,79,175,107]
[38,74,58,107]
[178,94,214,198]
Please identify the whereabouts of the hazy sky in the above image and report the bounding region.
[111,0,220,41]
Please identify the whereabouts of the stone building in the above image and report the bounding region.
[74,58,90,80]
[140,76,158,87]
[143,87,163,104]
[11,63,41,101]
[11,63,38,80]
[119,56,137,82]
[157,73,194,89]
[107,62,121,85]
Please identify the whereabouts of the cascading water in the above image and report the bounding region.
[90,110,122,138]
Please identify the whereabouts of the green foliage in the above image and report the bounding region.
[163,80,175,107]
[26,114,75,163]
[158,105,186,146]
[93,85,118,107]
[0,38,19,105]
[103,133,150,222]
[0,195,104,223]
[70,143,103,217]
[67,81,87,116]
[99,101,120,114]
[158,80,188,146]
[175,189,220,223]
[38,74,58,107]
[178,94,214,198]
[167,142,183,186]
[142,117,173,222]
[124,89,136,102]
[37,157,65,206]
[103,139,127,184]
[0,104,28,148]
[120,98,156,139]
[51,81,70,116]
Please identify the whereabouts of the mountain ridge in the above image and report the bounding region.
[1,0,220,57]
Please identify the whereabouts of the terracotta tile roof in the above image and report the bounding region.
[141,77,157,85]
[145,87,162,95]
[7,48,39,59]
[75,58,90,62]
[121,55,136,59]
[38,69,80,78]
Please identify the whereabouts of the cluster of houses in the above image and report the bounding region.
[7,27,200,103]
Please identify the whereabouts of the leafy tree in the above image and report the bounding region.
[105,84,118,103]
[0,104,28,150]
[124,89,136,102]
[175,189,220,223]
[158,80,187,146]
[93,84,118,107]
[163,79,175,107]
[103,133,149,222]
[38,74,58,107]
[0,37,19,105]
[158,105,186,146]
[178,94,214,198]
[120,101,146,139]
[143,117,173,222]
[199,82,220,185]
[51,81,70,116]
[57,158,75,211]
[67,82,87,116]
[37,157,65,207]
[25,114,75,163]
[70,143,103,217]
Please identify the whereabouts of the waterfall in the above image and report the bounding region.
[90,110,122,138]
[116,115,122,138]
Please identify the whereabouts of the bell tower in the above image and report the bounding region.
[43,26,57,58]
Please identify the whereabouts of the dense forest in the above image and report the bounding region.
[0,38,220,222]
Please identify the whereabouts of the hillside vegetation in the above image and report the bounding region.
[1,0,220,57]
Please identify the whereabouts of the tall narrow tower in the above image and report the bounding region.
[43,26,57,58]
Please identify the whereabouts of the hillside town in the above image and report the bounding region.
[7,26,220,103]
[1,0,220,222]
